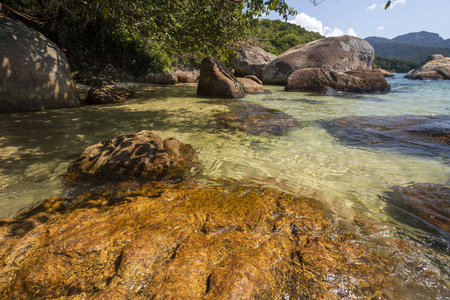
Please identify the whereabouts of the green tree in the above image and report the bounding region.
[0,0,297,74]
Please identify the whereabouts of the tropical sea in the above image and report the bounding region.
[0,74,449,297]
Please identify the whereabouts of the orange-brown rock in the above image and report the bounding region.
[0,180,401,299]
[64,130,199,183]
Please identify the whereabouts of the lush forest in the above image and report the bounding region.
[252,19,323,55]
[374,57,419,73]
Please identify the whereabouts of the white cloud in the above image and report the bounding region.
[289,13,357,37]
[347,28,357,37]
[289,13,324,34]
[376,26,385,30]
[388,0,406,9]
[325,27,344,37]
[366,4,377,10]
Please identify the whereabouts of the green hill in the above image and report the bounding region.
[253,19,323,55]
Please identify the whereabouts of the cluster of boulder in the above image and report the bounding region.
[10,15,450,112]
[198,35,391,98]
[405,54,450,80]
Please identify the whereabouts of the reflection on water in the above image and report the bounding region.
[0,79,449,295]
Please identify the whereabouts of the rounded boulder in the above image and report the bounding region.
[0,17,79,112]
[263,36,374,85]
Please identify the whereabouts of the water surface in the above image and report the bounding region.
[0,76,449,296]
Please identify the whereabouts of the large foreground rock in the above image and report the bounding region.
[197,57,244,98]
[285,68,390,93]
[0,17,79,112]
[0,179,405,299]
[405,54,450,80]
[229,45,276,79]
[64,130,199,183]
[263,36,374,85]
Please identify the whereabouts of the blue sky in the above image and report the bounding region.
[266,0,450,39]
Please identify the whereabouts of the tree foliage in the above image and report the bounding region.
[0,0,296,74]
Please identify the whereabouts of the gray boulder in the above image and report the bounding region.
[229,45,276,80]
[263,36,374,85]
[285,68,390,94]
[0,17,79,112]
[405,55,450,80]
[197,57,244,98]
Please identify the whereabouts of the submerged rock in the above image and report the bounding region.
[0,179,399,299]
[85,86,130,104]
[214,100,301,136]
[381,183,450,244]
[64,130,199,183]
[197,57,244,99]
[323,115,450,158]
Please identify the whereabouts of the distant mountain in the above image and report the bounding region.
[392,31,450,48]
[365,31,450,62]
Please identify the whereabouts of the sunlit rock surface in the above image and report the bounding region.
[0,179,401,299]
[285,68,390,94]
[0,17,79,112]
[262,36,374,85]
[405,54,450,80]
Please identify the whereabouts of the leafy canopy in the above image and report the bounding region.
[0,1,297,72]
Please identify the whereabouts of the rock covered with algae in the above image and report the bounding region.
[0,180,397,299]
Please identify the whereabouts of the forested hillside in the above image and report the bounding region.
[253,19,323,55]
[374,57,419,73]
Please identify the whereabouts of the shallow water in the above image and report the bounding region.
[0,76,449,296]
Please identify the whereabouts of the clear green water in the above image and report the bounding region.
[0,77,449,296]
